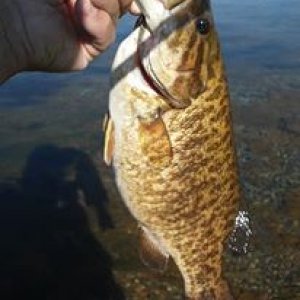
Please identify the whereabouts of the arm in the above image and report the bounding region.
[0,0,139,84]
[0,1,27,82]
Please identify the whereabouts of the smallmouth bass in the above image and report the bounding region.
[104,0,241,298]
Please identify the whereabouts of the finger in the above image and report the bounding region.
[75,0,116,52]
[90,0,121,20]
[90,0,139,18]
[118,0,134,14]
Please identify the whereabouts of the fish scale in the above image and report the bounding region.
[104,0,240,299]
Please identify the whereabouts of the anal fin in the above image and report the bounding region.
[139,226,169,272]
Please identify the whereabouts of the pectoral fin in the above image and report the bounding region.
[103,114,115,166]
[138,114,172,167]
[139,226,169,272]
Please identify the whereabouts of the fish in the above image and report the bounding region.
[103,0,241,299]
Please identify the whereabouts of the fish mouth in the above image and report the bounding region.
[147,56,192,109]
[136,0,189,32]
[136,16,191,109]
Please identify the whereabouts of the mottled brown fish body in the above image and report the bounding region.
[105,0,240,299]
[114,73,238,300]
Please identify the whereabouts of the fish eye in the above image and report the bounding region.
[196,18,210,35]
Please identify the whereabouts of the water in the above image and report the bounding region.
[214,0,300,67]
[0,1,299,299]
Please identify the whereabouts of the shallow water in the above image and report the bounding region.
[0,1,299,299]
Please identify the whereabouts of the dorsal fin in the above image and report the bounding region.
[103,114,115,166]
[138,114,172,168]
[139,226,169,272]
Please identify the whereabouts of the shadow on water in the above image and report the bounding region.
[0,145,125,300]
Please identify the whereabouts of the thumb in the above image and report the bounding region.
[119,0,141,16]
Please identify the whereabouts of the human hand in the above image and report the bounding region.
[0,0,139,82]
